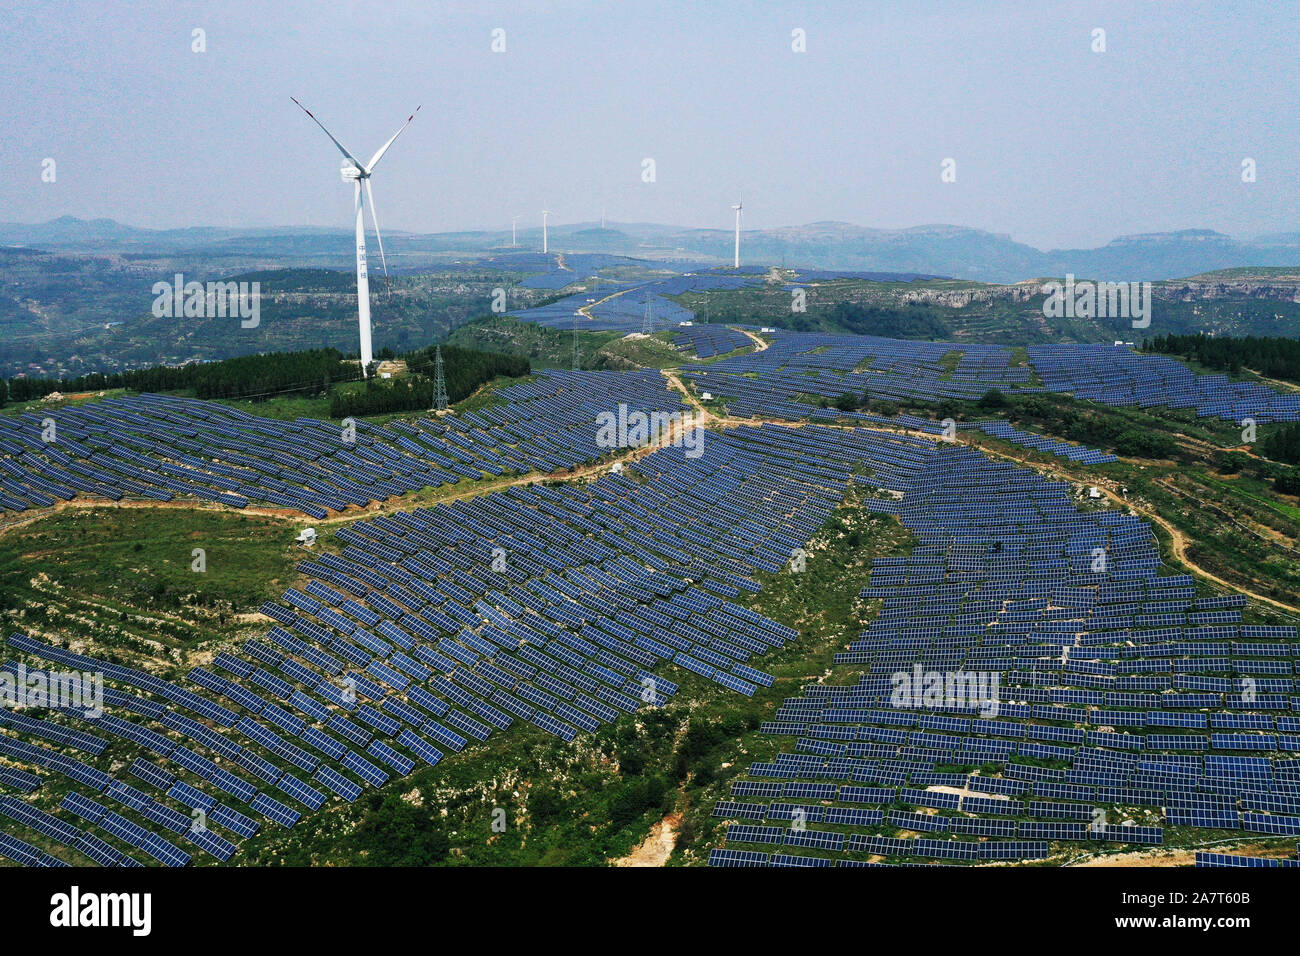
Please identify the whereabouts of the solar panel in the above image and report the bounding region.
[338,751,389,788]
[250,792,300,828]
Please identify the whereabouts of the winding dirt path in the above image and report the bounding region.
[0,496,301,538]
[9,357,1296,622]
[966,445,1300,617]
[1071,839,1294,867]
[661,369,716,425]
[651,381,1300,618]
[1124,503,1299,615]
[575,284,635,322]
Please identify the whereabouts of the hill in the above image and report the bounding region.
[5,216,1300,283]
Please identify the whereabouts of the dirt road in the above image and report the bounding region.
[9,364,1295,622]
[971,445,1300,616]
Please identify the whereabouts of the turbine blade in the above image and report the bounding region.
[364,179,391,295]
[291,97,364,169]
[366,106,421,173]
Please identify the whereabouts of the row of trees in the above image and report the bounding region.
[1,341,530,414]
[328,377,440,418]
[1261,422,1300,467]
[1142,333,1300,384]
[188,349,362,399]
[2,348,360,404]
[328,345,531,418]
[405,344,529,402]
[819,390,900,416]
[984,393,1180,459]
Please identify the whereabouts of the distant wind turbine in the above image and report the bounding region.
[731,202,743,269]
[511,215,521,247]
[542,209,550,254]
[292,97,420,375]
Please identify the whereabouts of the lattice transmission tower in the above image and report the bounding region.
[433,345,449,411]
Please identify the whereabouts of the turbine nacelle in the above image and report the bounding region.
[341,162,365,182]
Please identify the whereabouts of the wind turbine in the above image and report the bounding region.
[511,215,521,247]
[292,97,420,376]
[731,202,743,269]
[542,209,550,254]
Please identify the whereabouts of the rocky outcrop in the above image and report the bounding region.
[1156,281,1300,303]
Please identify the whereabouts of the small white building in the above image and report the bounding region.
[679,320,693,326]
[1087,487,1103,499]
[701,391,714,401]
[295,527,318,547]
[610,462,624,475]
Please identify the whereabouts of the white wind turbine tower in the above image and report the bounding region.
[511,215,521,247]
[292,97,420,376]
[542,209,550,254]
[731,202,743,268]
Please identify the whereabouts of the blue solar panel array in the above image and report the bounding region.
[672,332,1299,429]
[975,421,1118,465]
[508,270,765,332]
[708,440,1300,867]
[673,324,754,359]
[0,419,923,866]
[3,358,1297,868]
[0,371,689,517]
[1029,344,1300,424]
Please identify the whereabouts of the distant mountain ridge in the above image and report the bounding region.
[0,216,344,250]
[2,216,1298,284]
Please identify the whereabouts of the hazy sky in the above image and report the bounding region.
[2,0,1295,249]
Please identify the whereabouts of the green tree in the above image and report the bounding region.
[1218,450,1250,474]
[351,795,451,865]
[834,392,859,412]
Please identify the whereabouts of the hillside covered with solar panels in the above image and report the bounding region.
[4,273,1300,871]
[9,325,1296,521]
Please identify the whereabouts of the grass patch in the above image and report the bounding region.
[0,506,304,652]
